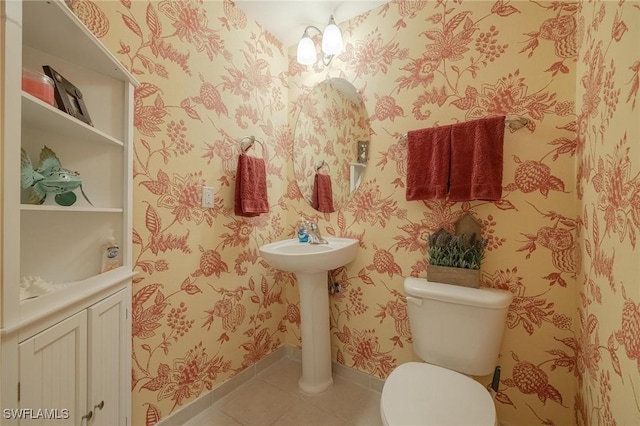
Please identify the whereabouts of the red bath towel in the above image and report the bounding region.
[449,116,505,201]
[234,153,269,217]
[312,173,335,213]
[405,125,452,200]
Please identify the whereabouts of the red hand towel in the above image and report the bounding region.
[312,173,334,213]
[405,125,452,200]
[449,116,505,201]
[234,153,269,217]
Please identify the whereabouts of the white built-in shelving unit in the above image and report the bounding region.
[1,1,138,424]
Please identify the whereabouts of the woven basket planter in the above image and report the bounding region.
[427,264,480,288]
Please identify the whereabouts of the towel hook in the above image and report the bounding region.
[240,136,265,155]
[315,160,330,173]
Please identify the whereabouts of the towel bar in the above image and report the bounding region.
[504,115,529,131]
[399,115,529,141]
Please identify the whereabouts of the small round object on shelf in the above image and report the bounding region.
[22,68,55,106]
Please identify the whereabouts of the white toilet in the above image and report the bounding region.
[380,278,513,425]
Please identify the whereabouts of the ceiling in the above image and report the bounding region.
[232,0,388,48]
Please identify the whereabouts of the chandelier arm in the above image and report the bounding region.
[321,53,334,66]
[303,25,323,37]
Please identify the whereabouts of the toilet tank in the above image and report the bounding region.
[404,278,513,376]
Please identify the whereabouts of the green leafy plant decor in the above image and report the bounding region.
[427,229,487,270]
[426,228,487,288]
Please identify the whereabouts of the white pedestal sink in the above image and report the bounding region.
[259,237,359,394]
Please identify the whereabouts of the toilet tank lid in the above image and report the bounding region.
[405,278,513,308]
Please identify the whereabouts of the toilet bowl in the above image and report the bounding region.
[380,362,497,426]
[380,278,512,425]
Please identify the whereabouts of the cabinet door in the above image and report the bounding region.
[87,289,129,426]
[19,311,88,426]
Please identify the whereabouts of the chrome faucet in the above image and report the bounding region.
[304,220,328,244]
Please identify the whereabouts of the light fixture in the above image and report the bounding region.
[296,15,344,66]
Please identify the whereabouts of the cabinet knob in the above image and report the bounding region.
[94,400,105,410]
[81,410,93,423]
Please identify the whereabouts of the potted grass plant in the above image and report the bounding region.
[426,228,487,288]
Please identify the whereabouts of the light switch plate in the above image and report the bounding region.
[202,186,215,208]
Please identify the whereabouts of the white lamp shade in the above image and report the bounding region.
[297,36,316,65]
[322,23,343,55]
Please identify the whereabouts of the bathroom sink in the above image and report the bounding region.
[259,237,359,394]
[259,237,358,274]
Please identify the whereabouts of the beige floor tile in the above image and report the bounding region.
[258,358,303,395]
[185,408,244,426]
[272,398,350,426]
[181,357,383,426]
[346,392,384,426]
[218,379,297,426]
[306,377,382,425]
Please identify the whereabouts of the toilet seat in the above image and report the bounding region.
[380,362,497,426]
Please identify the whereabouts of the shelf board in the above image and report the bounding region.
[22,92,125,147]
[0,267,136,336]
[21,0,138,86]
[21,204,123,213]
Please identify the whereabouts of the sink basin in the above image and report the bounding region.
[260,237,359,395]
[259,237,358,274]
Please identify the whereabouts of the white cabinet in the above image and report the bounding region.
[19,311,87,426]
[1,1,137,423]
[18,290,130,426]
[87,291,131,426]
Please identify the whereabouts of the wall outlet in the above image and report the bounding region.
[202,186,215,208]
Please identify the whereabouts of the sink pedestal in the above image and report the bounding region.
[297,272,333,394]
[258,237,359,395]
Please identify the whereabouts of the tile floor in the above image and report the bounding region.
[184,358,383,426]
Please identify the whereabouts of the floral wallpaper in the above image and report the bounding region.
[69,0,640,425]
[289,1,579,425]
[74,0,290,424]
[575,1,640,425]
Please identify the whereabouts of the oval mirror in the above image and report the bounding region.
[293,78,370,211]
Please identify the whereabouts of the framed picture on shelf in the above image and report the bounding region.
[42,65,93,126]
